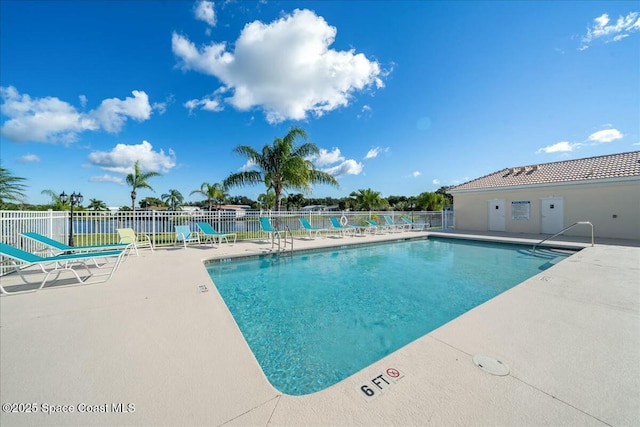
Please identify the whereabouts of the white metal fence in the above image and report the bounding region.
[1,209,454,274]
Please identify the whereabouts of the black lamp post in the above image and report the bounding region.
[59,191,83,247]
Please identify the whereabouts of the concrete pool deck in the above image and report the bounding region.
[1,230,638,426]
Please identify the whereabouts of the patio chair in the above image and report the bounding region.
[21,232,131,256]
[383,215,406,232]
[298,217,328,239]
[117,228,154,256]
[0,242,126,295]
[401,217,429,231]
[196,222,237,247]
[174,225,201,249]
[329,217,358,237]
[365,219,388,234]
[259,217,290,248]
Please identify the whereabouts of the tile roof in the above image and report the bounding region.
[449,151,640,192]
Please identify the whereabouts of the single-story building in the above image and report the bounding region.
[447,151,640,240]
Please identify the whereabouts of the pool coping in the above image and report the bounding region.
[1,230,638,426]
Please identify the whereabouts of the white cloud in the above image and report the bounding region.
[536,141,578,154]
[238,159,255,172]
[588,128,623,143]
[91,90,152,133]
[364,147,381,159]
[184,94,224,114]
[89,174,124,184]
[79,95,87,108]
[87,140,176,174]
[18,153,40,163]
[194,1,216,27]
[312,148,344,166]
[321,159,363,177]
[172,9,385,123]
[580,12,640,50]
[0,86,153,143]
[152,95,175,115]
[432,178,440,184]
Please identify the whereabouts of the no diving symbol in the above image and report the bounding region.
[386,368,400,378]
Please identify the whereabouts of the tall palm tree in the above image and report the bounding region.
[224,126,339,211]
[125,161,161,211]
[161,189,184,211]
[190,182,228,211]
[350,188,389,211]
[0,166,28,208]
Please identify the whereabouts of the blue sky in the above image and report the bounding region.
[1,1,639,207]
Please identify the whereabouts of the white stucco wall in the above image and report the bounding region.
[450,178,640,240]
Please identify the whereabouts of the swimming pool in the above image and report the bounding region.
[206,237,572,395]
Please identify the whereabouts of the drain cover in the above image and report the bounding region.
[473,354,510,376]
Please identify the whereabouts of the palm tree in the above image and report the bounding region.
[41,189,67,210]
[190,182,228,211]
[0,166,28,208]
[416,191,446,211]
[350,188,389,211]
[224,126,339,211]
[125,161,161,210]
[87,198,107,211]
[257,191,276,210]
[161,189,184,211]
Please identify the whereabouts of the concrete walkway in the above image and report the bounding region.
[1,231,638,426]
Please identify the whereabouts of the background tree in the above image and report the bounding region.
[40,189,67,210]
[125,161,161,211]
[435,186,454,206]
[161,189,184,211]
[415,192,447,211]
[350,188,389,211]
[0,166,28,208]
[139,197,165,209]
[257,191,276,210]
[224,126,339,211]
[283,193,305,210]
[87,198,107,211]
[190,182,228,211]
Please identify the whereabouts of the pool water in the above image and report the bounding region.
[206,237,571,395]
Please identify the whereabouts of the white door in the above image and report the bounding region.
[488,199,506,231]
[541,197,564,234]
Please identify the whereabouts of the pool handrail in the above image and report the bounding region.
[533,221,594,254]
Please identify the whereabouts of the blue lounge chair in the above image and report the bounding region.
[196,222,237,246]
[401,217,429,231]
[298,217,327,239]
[329,217,358,237]
[383,215,406,232]
[259,217,291,248]
[174,225,201,249]
[0,242,125,295]
[365,219,388,234]
[21,232,131,256]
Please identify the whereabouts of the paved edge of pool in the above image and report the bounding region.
[0,230,638,426]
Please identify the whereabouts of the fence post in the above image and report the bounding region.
[152,210,157,245]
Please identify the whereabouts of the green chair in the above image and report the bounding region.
[117,228,154,256]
